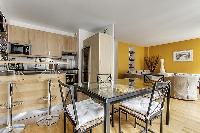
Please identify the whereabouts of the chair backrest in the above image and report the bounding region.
[97,74,112,87]
[58,80,79,126]
[147,81,171,118]
[144,74,164,83]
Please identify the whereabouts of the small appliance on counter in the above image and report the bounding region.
[8,63,24,71]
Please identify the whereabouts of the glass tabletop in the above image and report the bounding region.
[79,78,153,99]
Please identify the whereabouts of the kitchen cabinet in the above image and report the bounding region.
[47,32,62,57]
[56,34,64,56]
[30,30,63,57]
[83,33,113,82]
[8,25,29,44]
[63,36,77,53]
[29,29,48,56]
[8,25,74,58]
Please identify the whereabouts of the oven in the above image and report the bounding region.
[65,69,78,85]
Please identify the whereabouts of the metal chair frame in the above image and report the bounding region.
[119,81,171,133]
[97,74,112,87]
[144,74,164,83]
[36,70,60,126]
[59,80,103,133]
[97,74,119,127]
[0,81,25,133]
[36,79,60,126]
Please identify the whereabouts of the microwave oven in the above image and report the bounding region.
[10,43,31,55]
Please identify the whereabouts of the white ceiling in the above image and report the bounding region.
[1,0,200,46]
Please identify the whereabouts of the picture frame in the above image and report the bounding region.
[173,50,193,62]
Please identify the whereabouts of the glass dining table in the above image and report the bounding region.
[77,78,170,133]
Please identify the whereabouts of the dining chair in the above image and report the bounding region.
[144,74,165,100]
[97,74,112,87]
[119,81,171,133]
[58,80,104,133]
[144,74,164,83]
[97,74,118,127]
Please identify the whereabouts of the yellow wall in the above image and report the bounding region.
[118,41,145,78]
[148,38,200,74]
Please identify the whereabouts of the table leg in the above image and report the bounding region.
[166,85,171,125]
[104,102,110,133]
[111,105,114,127]
[64,113,66,133]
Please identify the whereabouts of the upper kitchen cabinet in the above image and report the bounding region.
[30,29,63,57]
[29,29,48,56]
[8,25,29,44]
[57,34,64,56]
[7,25,69,58]
[62,36,77,53]
[47,32,62,58]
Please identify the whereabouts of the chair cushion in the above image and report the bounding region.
[121,97,162,119]
[66,99,104,131]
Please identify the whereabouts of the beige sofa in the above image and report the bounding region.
[168,75,199,100]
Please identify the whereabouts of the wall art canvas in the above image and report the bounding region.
[173,50,193,62]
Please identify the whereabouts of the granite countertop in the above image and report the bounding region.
[0,61,68,64]
[0,72,66,82]
[0,70,69,76]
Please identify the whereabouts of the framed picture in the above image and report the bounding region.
[173,50,193,62]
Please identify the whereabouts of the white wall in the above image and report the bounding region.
[114,39,118,79]
[96,24,116,80]
[77,29,94,85]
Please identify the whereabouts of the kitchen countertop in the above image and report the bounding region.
[0,70,70,76]
[0,61,68,64]
[0,72,65,82]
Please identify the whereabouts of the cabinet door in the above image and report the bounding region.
[99,33,113,74]
[63,36,77,53]
[47,32,62,57]
[29,29,48,56]
[70,37,77,52]
[56,34,64,56]
[62,36,69,52]
[8,25,29,44]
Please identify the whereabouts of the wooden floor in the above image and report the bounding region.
[23,98,200,133]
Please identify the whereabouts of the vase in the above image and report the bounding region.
[160,59,166,73]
